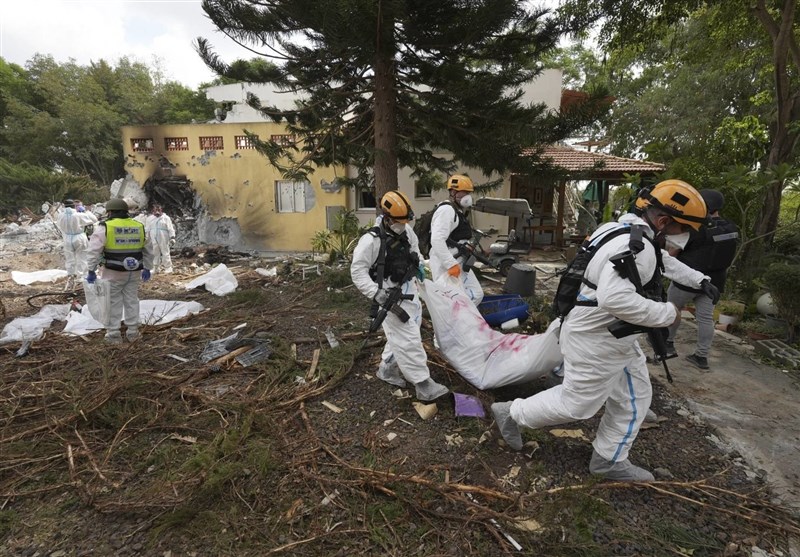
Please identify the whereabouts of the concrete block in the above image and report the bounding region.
[753,339,800,369]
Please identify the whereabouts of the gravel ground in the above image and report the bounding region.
[0,253,796,557]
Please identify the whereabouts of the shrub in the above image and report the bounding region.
[762,263,800,343]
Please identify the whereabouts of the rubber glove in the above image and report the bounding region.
[373,289,389,306]
[700,279,720,305]
[76,206,85,213]
[141,269,151,282]
[447,264,461,278]
[416,263,426,281]
[170,238,176,246]
[86,270,97,284]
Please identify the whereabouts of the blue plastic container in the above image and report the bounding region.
[478,294,529,326]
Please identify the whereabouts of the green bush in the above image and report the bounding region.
[310,210,370,263]
[762,263,800,342]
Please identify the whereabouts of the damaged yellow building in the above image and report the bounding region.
[121,122,348,252]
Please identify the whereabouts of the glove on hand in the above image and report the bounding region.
[373,289,389,306]
[170,238,176,246]
[76,206,85,213]
[141,269,151,282]
[86,270,97,284]
[447,264,461,278]
[700,279,720,305]
[416,263,426,282]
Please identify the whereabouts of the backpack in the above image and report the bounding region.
[413,200,458,258]
[553,225,640,319]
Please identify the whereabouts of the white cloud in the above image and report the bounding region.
[0,0,248,88]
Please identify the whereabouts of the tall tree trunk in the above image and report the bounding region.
[751,0,798,243]
[372,13,398,203]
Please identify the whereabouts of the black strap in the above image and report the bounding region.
[373,224,387,286]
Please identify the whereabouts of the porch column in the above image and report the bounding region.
[556,179,566,247]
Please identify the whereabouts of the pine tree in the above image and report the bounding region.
[197,0,606,199]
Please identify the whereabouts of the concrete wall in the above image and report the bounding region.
[121,122,348,252]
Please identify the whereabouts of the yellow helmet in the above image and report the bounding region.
[447,174,474,192]
[645,179,708,231]
[380,190,414,223]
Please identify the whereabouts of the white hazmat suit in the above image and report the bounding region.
[56,207,98,281]
[429,203,484,305]
[86,221,154,343]
[146,212,176,273]
[351,222,448,401]
[505,217,678,474]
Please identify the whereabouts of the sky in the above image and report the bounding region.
[0,0,248,89]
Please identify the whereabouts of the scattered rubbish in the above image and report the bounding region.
[166,354,190,363]
[500,318,520,330]
[306,348,321,381]
[478,431,491,444]
[391,389,411,399]
[513,519,543,533]
[498,466,521,489]
[256,267,278,277]
[233,323,247,330]
[369,410,376,418]
[300,264,321,279]
[383,418,395,427]
[184,263,238,296]
[235,343,272,367]
[445,433,464,447]
[396,417,414,426]
[11,269,68,285]
[200,332,239,363]
[453,393,486,418]
[466,493,523,551]
[320,489,339,506]
[321,401,344,413]
[386,432,398,442]
[549,429,589,441]
[324,328,339,348]
[169,434,197,444]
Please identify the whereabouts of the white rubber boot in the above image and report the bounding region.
[589,450,654,482]
[414,378,449,401]
[491,402,523,450]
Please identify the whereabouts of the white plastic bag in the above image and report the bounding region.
[419,278,562,389]
[83,279,111,326]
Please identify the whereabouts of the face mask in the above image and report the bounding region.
[389,223,406,235]
[665,231,690,251]
[458,194,473,209]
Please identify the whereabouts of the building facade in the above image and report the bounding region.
[121,122,347,252]
[121,69,564,252]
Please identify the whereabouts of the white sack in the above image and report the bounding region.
[184,264,238,296]
[419,278,562,389]
[0,304,70,344]
[11,269,68,285]
[62,299,205,336]
[82,279,111,326]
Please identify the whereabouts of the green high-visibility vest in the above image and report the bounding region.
[103,218,145,271]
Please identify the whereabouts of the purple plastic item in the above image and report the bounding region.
[453,393,486,418]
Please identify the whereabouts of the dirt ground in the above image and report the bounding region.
[1,250,799,557]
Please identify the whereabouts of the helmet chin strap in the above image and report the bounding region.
[642,211,669,247]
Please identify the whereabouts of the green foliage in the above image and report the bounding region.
[0,54,217,187]
[0,157,102,213]
[311,210,369,263]
[197,0,609,199]
[762,263,800,341]
[556,0,799,241]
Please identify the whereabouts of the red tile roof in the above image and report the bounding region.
[523,144,664,177]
